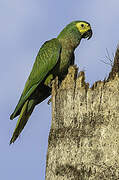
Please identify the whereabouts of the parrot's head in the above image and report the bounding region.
[75,21,92,40]
[57,21,92,48]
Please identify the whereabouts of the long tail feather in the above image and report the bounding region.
[10,99,35,144]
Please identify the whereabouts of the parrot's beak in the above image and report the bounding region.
[87,29,93,40]
[82,29,93,40]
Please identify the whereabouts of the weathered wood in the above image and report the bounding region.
[108,45,119,81]
[45,47,119,180]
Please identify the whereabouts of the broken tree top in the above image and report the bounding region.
[46,46,119,180]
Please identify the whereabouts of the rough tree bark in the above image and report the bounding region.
[45,46,119,180]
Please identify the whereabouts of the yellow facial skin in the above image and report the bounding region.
[76,22,91,36]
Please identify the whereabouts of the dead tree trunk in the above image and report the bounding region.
[45,47,119,180]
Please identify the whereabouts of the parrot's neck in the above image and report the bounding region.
[57,28,81,50]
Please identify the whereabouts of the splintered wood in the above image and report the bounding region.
[46,47,119,180]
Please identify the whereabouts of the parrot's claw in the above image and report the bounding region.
[47,98,52,105]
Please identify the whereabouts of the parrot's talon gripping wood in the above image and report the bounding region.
[47,98,52,105]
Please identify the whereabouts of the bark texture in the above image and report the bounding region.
[45,46,119,180]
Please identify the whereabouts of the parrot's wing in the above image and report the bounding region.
[10,38,61,119]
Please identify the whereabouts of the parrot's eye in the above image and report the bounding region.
[81,24,84,28]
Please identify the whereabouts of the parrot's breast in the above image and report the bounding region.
[58,47,74,77]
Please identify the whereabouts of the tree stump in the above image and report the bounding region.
[45,46,119,180]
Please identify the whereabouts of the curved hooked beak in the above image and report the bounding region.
[82,29,93,40]
[87,29,93,40]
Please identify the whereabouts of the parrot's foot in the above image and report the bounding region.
[47,98,52,105]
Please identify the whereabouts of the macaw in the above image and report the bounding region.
[10,21,92,144]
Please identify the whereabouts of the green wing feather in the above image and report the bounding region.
[10,38,61,120]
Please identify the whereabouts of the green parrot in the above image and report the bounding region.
[10,21,92,144]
